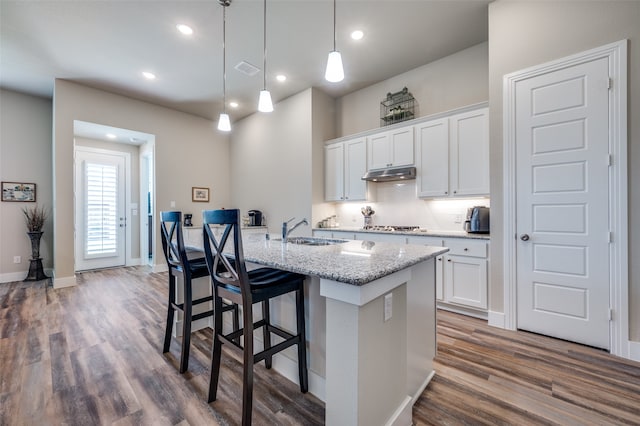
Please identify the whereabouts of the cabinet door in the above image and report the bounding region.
[444,255,487,309]
[450,108,489,196]
[367,132,391,170]
[389,126,414,167]
[416,118,449,197]
[344,138,367,201]
[325,143,344,201]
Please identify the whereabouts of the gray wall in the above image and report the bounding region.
[53,80,231,284]
[488,1,640,340]
[0,89,53,281]
[336,42,488,137]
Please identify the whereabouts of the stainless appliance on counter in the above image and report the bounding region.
[463,206,490,234]
[247,210,263,226]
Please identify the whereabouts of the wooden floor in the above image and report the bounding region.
[1,266,639,425]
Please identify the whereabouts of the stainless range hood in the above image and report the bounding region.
[361,166,416,182]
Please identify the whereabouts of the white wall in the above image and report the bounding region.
[488,1,640,340]
[53,80,230,286]
[336,42,488,137]
[0,89,53,282]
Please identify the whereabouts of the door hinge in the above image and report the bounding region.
[608,77,613,90]
[607,154,613,166]
[608,231,613,243]
[608,308,614,321]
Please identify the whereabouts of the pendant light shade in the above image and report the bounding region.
[325,51,344,83]
[258,0,274,112]
[258,90,273,113]
[217,113,231,132]
[218,0,231,132]
[325,0,344,83]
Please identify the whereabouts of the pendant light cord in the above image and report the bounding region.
[263,0,267,90]
[222,2,227,113]
[332,0,336,51]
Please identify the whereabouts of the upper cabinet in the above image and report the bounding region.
[450,108,489,196]
[367,125,414,170]
[325,137,368,202]
[417,107,489,198]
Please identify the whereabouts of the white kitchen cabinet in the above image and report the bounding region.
[442,238,488,310]
[450,108,490,196]
[367,125,414,170]
[415,118,449,197]
[416,107,489,198]
[324,138,368,202]
[354,232,406,244]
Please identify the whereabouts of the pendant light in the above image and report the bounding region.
[217,0,231,132]
[325,0,344,83]
[258,0,273,112]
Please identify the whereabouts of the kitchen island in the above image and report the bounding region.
[184,229,448,425]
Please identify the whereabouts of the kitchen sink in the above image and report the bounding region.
[275,237,348,246]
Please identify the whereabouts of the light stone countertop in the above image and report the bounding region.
[235,234,448,286]
[314,227,491,240]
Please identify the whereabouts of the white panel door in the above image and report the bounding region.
[516,57,610,349]
[75,150,126,270]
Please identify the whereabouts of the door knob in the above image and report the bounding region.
[520,234,530,241]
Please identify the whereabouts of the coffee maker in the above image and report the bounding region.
[183,213,193,227]
[247,210,263,227]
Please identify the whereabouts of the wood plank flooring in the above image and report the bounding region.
[1,266,639,425]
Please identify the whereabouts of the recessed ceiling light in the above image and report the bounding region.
[142,71,156,80]
[176,24,193,35]
[276,74,287,82]
[229,101,239,108]
[351,30,364,40]
[106,133,117,139]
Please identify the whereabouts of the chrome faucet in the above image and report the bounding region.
[282,217,308,240]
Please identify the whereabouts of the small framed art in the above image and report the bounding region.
[1,182,36,202]
[192,187,209,202]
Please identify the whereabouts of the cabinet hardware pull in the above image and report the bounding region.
[464,248,468,251]
[447,259,452,262]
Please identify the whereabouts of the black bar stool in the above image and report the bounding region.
[202,209,308,426]
[160,211,238,373]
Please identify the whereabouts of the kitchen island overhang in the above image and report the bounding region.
[184,229,448,425]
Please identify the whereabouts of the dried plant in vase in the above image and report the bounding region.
[22,205,49,232]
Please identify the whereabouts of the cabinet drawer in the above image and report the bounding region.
[443,239,487,258]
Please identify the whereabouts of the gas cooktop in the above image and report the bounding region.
[362,225,422,232]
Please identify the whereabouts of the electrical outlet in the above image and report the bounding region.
[454,214,463,224]
[170,201,176,208]
[13,256,21,264]
[384,293,393,322]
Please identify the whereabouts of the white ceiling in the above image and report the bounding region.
[0,0,489,123]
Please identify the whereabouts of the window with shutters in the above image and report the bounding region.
[84,162,118,257]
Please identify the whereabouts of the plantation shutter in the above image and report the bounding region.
[85,161,118,257]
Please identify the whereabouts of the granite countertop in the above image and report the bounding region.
[236,234,448,286]
[314,227,490,240]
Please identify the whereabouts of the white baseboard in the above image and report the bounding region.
[411,370,435,405]
[386,395,413,426]
[488,310,506,328]
[629,340,640,362]
[126,257,142,266]
[271,350,326,402]
[0,271,28,283]
[152,263,168,273]
[54,275,77,289]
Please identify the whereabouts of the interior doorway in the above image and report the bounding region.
[73,120,156,271]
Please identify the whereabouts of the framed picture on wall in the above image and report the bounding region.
[1,182,36,202]
[192,187,209,202]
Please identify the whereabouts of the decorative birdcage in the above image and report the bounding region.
[380,87,415,126]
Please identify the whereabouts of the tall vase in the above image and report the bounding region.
[27,231,43,259]
[24,231,48,282]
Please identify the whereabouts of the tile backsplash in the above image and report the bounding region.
[333,181,490,231]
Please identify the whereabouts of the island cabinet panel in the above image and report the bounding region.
[324,138,368,202]
[408,236,444,301]
[367,125,414,170]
